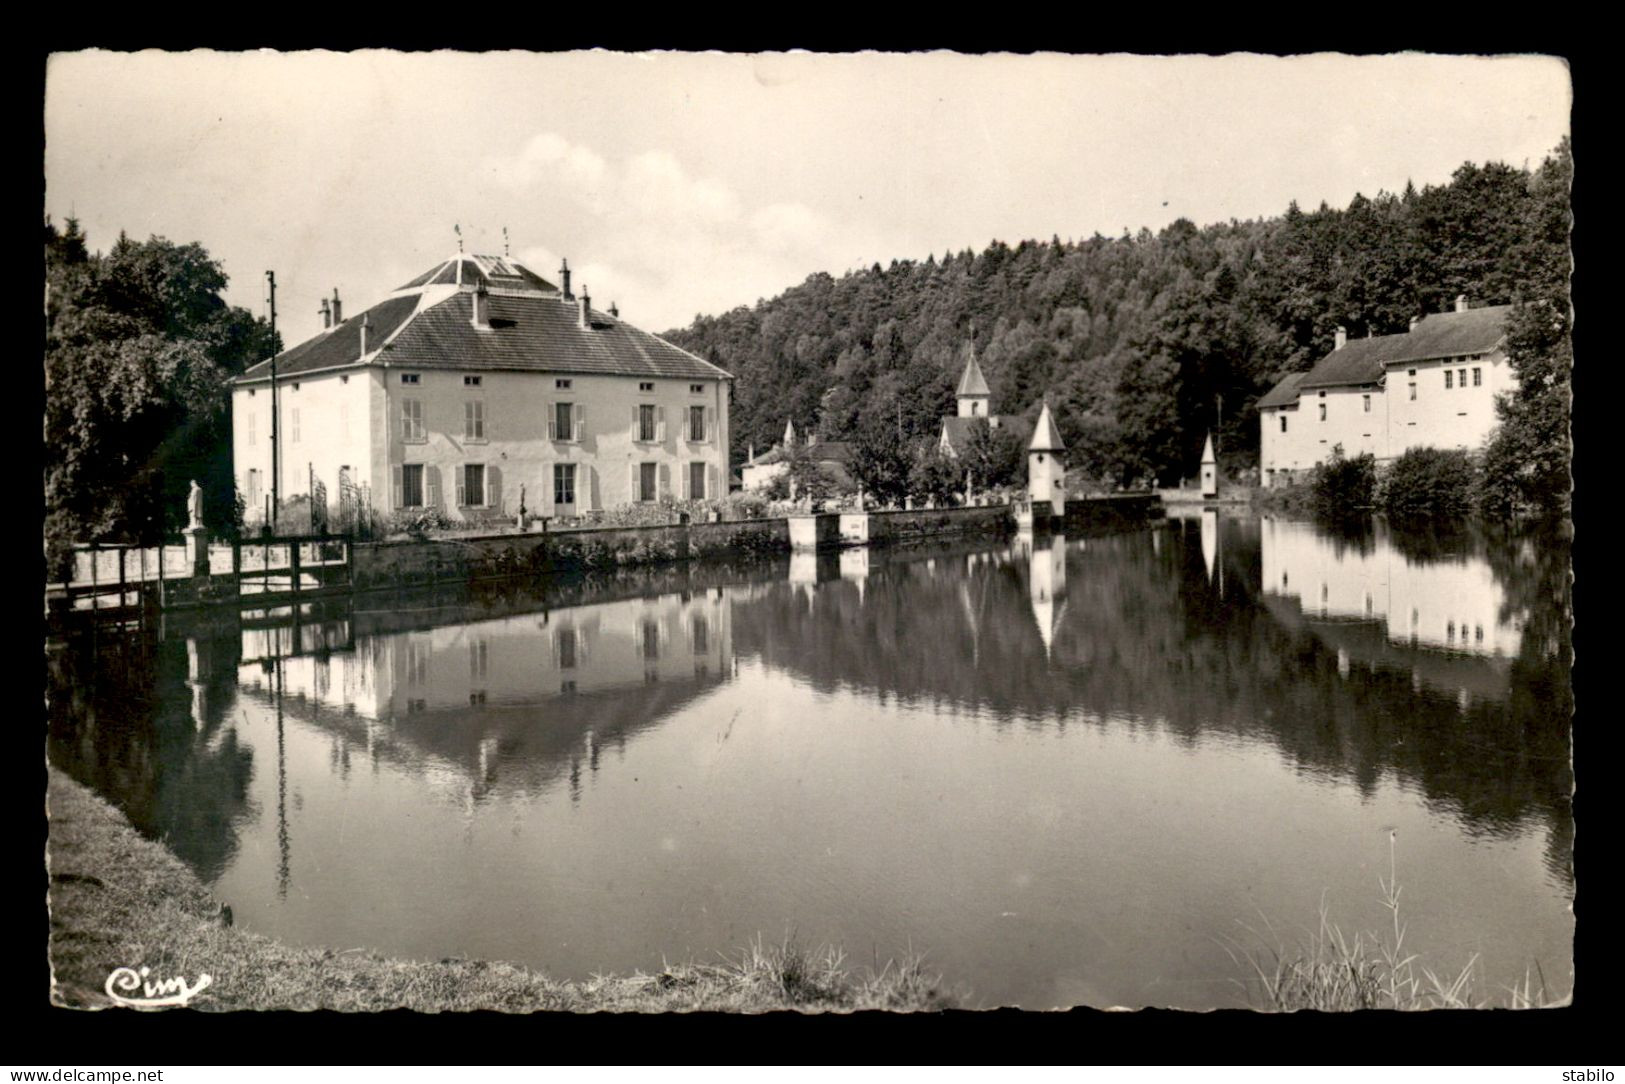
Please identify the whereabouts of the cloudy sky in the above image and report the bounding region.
[45,51,1569,346]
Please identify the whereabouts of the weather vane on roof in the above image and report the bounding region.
[454,224,463,254]
[502,227,510,258]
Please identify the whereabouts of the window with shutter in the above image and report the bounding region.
[690,461,706,500]
[486,466,498,509]
[425,466,439,508]
[656,406,667,443]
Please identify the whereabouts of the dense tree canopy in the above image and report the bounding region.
[669,142,1571,493]
[45,219,280,551]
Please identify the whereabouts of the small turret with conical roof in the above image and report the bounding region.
[1200,431,1219,498]
[956,346,992,418]
[1027,401,1067,506]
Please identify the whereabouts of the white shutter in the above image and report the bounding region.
[658,462,670,500]
[708,464,718,501]
[392,465,403,510]
[630,405,640,441]
[680,464,690,500]
[455,469,466,507]
[585,465,598,510]
[548,404,557,441]
[629,461,638,502]
[705,405,714,443]
[487,468,498,509]
[574,403,584,442]
[657,406,667,443]
[426,466,440,509]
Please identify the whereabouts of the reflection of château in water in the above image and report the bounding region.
[1259,516,1521,658]
[234,589,733,801]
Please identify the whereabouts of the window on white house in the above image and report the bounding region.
[639,381,655,393]
[1458,368,1467,387]
[554,402,574,442]
[461,463,485,507]
[401,373,420,385]
[247,412,256,446]
[689,405,706,442]
[557,628,577,669]
[464,375,482,387]
[1445,371,1453,389]
[554,463,576,507]
[1363,395,1371,413]
[245,469,261,509]
[1280,415,1287,433]
[690,383,704,394]
[1473,368,1482,387]
[401,464,425,507]
[1319,403,1327,421]
[690,461,706,500]
[290,407,301,443]
[1409,381,1417,401]
[639,462,657,502]
[639,404,657,442]
[465,400,485,440]
[556,378,572,390]
[402,398,425,441]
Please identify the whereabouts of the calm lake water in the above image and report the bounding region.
[48,512,1574,1009]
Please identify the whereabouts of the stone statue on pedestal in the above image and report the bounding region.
[187,479,204,531]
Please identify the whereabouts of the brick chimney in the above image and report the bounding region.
[471,285,491,330]
[578,286,591,329]
[1455,294,1469,313]
[559,258,572,300]
[609,301,619,319]
[1409,315,1421,331]
[359,312,371,356]
[319,297,331,330]
[1334,325,1347,350]
[331,288,343,325]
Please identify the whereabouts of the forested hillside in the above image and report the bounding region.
[667,141,1571,489]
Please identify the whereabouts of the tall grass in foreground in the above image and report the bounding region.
[1225,832,1564,1011]
[580,934,961,1013]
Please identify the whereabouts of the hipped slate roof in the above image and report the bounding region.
[1257,372,1307,410]
[939,415,1033,457]
[237,255,730,384]
[750,441,854,467]
[1295,305,1511,392]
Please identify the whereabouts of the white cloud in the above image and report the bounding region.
[750,202,827,253]
[481,132,863,329]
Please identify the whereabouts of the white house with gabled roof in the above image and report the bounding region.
[1257,297,1517,487]
[232,252,732,525]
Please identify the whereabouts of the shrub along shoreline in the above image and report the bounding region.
[44,768,957,1013]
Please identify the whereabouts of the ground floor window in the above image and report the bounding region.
[459,464,486,507]
[639,462,658,502]
[554,463,577,507]
[401,464,424,508]
[689,461,706,500]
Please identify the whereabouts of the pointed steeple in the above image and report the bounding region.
[1029,401,1065,452]
[956,343,992,418]
[957,347,991,397]
[783,418,797,447]
[1201,432,1216,465]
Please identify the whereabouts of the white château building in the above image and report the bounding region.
[1257,298,1516,487]
[232,253,732,525]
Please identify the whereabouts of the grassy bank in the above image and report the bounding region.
[45,768,956,1013]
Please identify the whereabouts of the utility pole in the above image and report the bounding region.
[267,271,280,524]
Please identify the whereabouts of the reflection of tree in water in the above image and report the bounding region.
[731,522,1572,858]
[47,629,255,883]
